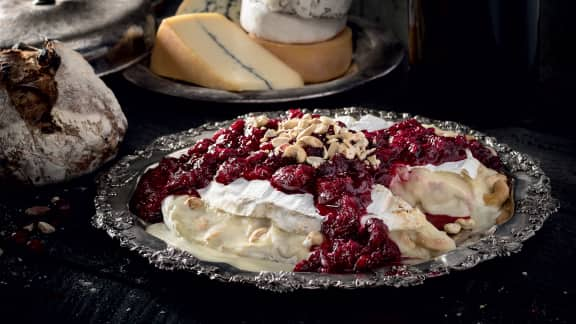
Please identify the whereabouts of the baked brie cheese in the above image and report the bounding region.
[135,110,512,273]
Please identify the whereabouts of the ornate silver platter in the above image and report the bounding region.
[122,17,405,103]
[92,107,559,292]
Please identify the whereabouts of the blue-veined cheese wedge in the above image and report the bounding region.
[150,13,304,91]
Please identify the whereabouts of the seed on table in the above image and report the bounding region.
[24,206,51,217]
[38,221,56,234]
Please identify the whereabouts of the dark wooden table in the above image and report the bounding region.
[1,66,574,323]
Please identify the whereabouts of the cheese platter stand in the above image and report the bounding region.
[1,0,575,323]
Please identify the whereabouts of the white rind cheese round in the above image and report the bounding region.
[240,0,347,44]
[0,41,127,186]
[256,0,353,18]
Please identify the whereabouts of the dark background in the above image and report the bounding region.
[1,0,576,323]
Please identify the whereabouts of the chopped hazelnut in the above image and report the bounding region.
[444,223,462,234]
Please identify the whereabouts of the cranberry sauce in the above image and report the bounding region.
[131,118,278,223]
[131,111,504,273]
[366,119,504,187]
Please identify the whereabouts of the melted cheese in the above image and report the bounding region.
[364,185,456,260]
[150,13,303,91]
[147,179,457,270]
[336,116,506,232]
[159,195,313,266]
[147,223,295,272]
[390,161,503,231]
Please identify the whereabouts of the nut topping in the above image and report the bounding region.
[260,113,379,168]
[271,137,290,148]
[367,155,381,167]
[281,118,299,129]
[296,125,315,140]
[261,129,278,141]
[444,223,462,234]
[313,123,329,134]
[326,141,339,159]
[456,218,476,230]
[282,144,307,163]
[297,135,323,148]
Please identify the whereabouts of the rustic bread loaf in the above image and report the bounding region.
[0,41,127,185]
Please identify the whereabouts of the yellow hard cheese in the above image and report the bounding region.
[249,28,353,83]
[150,13,304,91]
[176,0,241,24]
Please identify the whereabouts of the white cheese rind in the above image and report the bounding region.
[257,0,353,18]
[408,149,482,179]
[198,179,322,234]
[335,115,395,132]
[241,0,347,43]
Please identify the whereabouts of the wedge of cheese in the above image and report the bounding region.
[176,0,241,24]
[250,28,353,83]
[150,13,304,91]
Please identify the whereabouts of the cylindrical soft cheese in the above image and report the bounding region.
[241,0,347,44]
[250,28,353,83]
[261,0,353,18]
